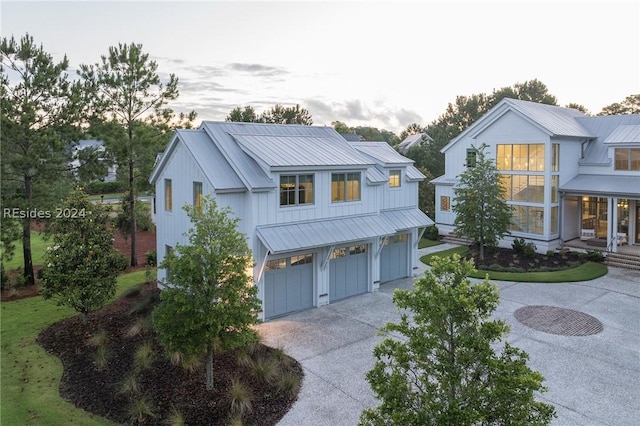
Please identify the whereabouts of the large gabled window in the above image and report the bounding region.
[280,174,314,206]
[331,172,361,202]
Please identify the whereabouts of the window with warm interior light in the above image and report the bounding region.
[440,196,450,212]
[164,179,172,211]
[332,172,360,202]
[280,174,314,206]
[389,170,401,187]
[615,148,640,171]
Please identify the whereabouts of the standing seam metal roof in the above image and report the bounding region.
[349,141,414,165]
[232,134,373,167]
[256,214,396,254]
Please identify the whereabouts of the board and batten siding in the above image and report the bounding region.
[155,140,248,283]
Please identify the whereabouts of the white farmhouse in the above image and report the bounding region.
[432,98,640,253]
[150,121,433,320]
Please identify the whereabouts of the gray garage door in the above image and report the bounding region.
[329,244,368,302]
[263,254,314,319]
[380,233,409,283]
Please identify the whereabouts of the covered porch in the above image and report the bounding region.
[560,175,640,253]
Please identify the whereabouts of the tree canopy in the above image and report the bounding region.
[361,255,555,425]
[226,104,313,125]
[453,144,512,260]
[79,42,195,266]
[599,94,640,115]
[40,188,123,324]
[1,33,84,284]
[152,196,261,390]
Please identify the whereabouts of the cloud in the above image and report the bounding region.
[302,98,425,133]
[226,63,289,78]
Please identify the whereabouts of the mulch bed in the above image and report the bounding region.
[468,246,586,272]
[36,282,303,425]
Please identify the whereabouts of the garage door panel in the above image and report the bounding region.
[380,234,408,283]
[264,255,313,319]
[330,244,368,302]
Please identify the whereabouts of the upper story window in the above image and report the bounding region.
[193,181,203,214]
[552,143,560,172]
[389,170,401,188]
[614,148,640,171]
[440,196,451,212]
[280,174,314,206]
[164,179,173,212]
[497,144,545,171]
[332,172,360,202]
[465,148,477,167]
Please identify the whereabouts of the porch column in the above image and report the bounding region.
[610,197,618,253]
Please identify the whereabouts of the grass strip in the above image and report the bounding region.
[420,247,608,282]
[1,271,147,426]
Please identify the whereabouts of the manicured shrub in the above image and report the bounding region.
[424,225,439,241]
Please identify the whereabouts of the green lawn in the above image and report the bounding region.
[1,232,50,270]
[0,271,147,426]
[420,247,608,282]
[418,238,443,249]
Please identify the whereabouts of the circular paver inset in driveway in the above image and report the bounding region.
[514,305,603,336]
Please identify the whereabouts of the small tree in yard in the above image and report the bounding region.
[453,143,512,260]
[40,188,122,325]
[360,255,555,426]
[152,196,261,390]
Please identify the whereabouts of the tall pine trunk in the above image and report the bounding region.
[22,174,35,285]
[129,158,137,266]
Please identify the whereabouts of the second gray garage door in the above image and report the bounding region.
[329,244,368,302]
[380,233,409,283]
[263,254,314,319]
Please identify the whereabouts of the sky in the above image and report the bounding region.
[2,0,639,134]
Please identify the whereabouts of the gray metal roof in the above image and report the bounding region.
[397,133,432,153]
[429,175,458,185]
[350,141,413,166]
[603,124,640,144]
[503,99,593,138]
[232,134,373,168]
[443,98,593,153]
[406,165,425,181]
[560,174,640,198]
[201,122,276,191]
[178,129,246,192]
[366,166,389,185]
[381,208,434,231]
[256,214,396,254]
[578,115,640,164]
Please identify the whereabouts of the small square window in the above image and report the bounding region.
[389,170,401,188]
[440,196,451,212]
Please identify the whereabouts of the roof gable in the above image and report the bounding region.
[441,98,592,153]
[349,141,413,166]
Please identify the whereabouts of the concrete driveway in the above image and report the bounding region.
[258,246,640,426]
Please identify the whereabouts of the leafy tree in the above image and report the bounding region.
[40,188,122,324]
[1,33,84,285]
[599,94,640,115]
[417,166,435,219]
[114,191,153,240]
[411,79,559,178]
[79,42,196,266]
[565,103,590,115]
[73,144,110,184]
[226,105,258,122]
[453,144,512,260]
[398,122,425,142]
[261,103,312,124]
[152,196,261,390]
[226,103,313,125]
[331,120,352,134]
[360,255,555,426]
